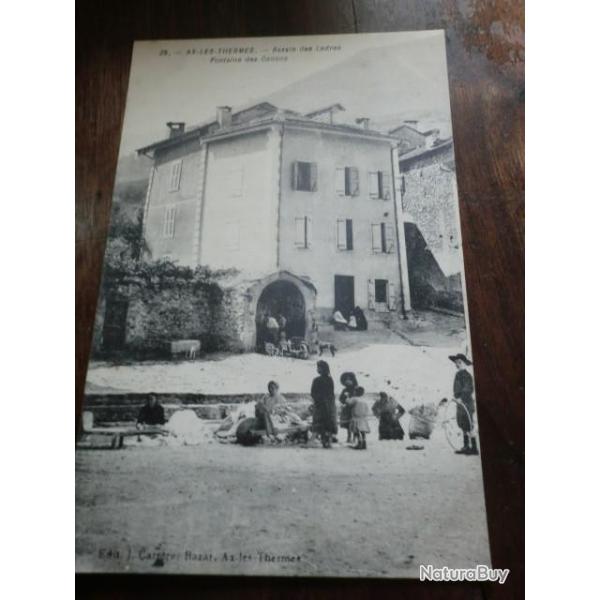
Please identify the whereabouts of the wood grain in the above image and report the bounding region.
[76,1,524,598]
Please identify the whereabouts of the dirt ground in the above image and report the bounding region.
[75,424,490,578]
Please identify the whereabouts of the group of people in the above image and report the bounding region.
[309,360,402,450]
[262,311,288,345]
[136,352,478,456]
[331,306,368,331]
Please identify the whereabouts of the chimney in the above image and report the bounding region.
[166,121,186,138]
[403,119,418,130]
[216,106,232,129]
[355,117,370,130]
[425,129,440,148]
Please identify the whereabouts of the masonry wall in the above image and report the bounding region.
[399,144,462,277]
[278,126,402,313]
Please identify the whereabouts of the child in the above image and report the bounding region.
[279,331,291,354]
[339,372,370,450]
[448,353,478,455]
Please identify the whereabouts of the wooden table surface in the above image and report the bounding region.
[76,1,524,598]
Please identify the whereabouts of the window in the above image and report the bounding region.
[371,222,395,253]
[163,206,176,238]
[337,219,353,250]
[374,279,388,303]
[169,160,182,192]
[368,170,390,200]
[368,279,396,311]
[225,222,240,250]
[336,166,359,196]
[295,217,312,249]
[292,161,317,191]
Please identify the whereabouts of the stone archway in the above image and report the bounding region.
[256,279,306,350]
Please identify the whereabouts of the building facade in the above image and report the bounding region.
[138,103,412,350]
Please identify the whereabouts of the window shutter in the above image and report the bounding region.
[367,279,375,310]
[369,172,379,198]
[346,219,353,250]
[306,216,313,248]
[388,282,396,310]
[163,206,176,238]
[349,167,359,196]
[169,160,182,191]
[371,223,382,253]
[337,219,347,250]
[295,218,305,247]
[385,223,395,253]
[291,161,298,190]
[335,168,345,196]
[309,162,318,191]
[382,172,391,200]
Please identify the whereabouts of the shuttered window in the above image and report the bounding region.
[371,223,382,252]
[337,219,353,250]
[163,206,177,238]
[335,168,346,196]
[336,166,360,196]
[292,161,317,191]
[169,160,182,192]
[295,217,311,248]
[372,222,395,253]
[368,170,390,199]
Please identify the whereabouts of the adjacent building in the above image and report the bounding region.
[391,124,464,313]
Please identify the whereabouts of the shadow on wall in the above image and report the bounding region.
[403,222,464,314]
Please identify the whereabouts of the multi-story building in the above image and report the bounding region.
[137,102,412,350]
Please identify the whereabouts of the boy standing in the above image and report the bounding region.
[449,354,478,455]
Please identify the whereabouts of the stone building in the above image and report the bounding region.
[391,124,464,313]
[136,102,412,351]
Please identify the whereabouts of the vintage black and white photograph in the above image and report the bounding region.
[76,31,491,578]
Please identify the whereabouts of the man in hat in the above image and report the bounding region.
[449,354,478,455]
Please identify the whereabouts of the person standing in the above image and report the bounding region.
[266,312,280,345]
[339,372,370,450]
[310,360,337,448]
[449,353,478,455]
[339,372,364,444]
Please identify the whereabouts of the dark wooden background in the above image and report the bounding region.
[76,1,524,598]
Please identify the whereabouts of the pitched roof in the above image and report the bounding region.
[137,102,284,156]
[138,102,394,155]
[398,138,454,165]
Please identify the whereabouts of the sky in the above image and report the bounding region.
[118,31,453,157]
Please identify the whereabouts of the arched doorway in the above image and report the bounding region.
[255,280,306,351]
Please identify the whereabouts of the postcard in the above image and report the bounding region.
[76,31,491,578]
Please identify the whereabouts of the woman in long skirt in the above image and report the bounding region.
[310,360,337,448]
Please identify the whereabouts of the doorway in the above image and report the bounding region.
[334,275,355,320]
[255,280,306,351]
